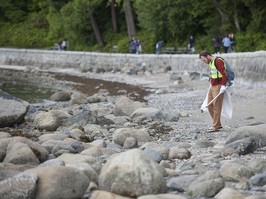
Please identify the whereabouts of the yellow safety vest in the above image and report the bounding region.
[209,58,225,79]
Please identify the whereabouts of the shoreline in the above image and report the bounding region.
[0,65,266,198]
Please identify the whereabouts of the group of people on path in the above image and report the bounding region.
[130,38,142,54]
[213,33,236,54]
[187,33,237,55]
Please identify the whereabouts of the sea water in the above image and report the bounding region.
[0,80,58,103]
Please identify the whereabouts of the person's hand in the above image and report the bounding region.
[220,86,226,93]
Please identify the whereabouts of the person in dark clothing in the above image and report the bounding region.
[213,36,221,54]
[229,33,236,52]
[155,40,163,54]
[188,35,195,54]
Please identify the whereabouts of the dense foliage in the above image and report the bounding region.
[0,0,265,53]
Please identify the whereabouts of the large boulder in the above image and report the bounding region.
[0,173,38,199]
[225,124,266,154]
[99,149,167,198]
[24,166,90,199]
[34,110,71,131]
[0,91,29,127]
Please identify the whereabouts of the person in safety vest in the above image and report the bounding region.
[199,51,227,132]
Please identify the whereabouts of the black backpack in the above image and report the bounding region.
[215,57,235,86]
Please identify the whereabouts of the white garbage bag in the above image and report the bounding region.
[201,86,233,119]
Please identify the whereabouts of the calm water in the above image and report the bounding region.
[0,80,58,103]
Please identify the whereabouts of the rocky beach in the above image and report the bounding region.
[0,64,266,199]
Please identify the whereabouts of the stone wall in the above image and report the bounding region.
[0,48,265,87]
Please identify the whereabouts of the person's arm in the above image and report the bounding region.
[215,58,227,85]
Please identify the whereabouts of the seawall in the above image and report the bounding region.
[0,48,265,87]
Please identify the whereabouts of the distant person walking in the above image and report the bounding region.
[155,40,163,54]
[136,39,142,54]
[188,35,195,54]
[222,34,230,53]
[213,36,221,54]
[229,33,236,52]
[62,39,68,51]
[130,38,137,54]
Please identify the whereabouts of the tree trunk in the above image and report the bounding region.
[233,0,241,32]
[124,0,136,38]
[212,0,229,25]
[89,9,104,47]
[111,0,118,32]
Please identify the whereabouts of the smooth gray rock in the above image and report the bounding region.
[0,91,29,128]
[3,142,40,165]
[130,107,163,121]
[226,124,266,148]
[0,173,38,199]
[220,162,254,182]
[250,172,266,187]
[24,166,90,199]
[50,91,71,101]
[34,110,71,131]
[67,109,97,127]
[99,149,167,198]
[113,127,151,147]
[113,96,147,116]
[187,170,225,198]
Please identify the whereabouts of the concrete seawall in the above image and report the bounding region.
[0,48,265,87]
